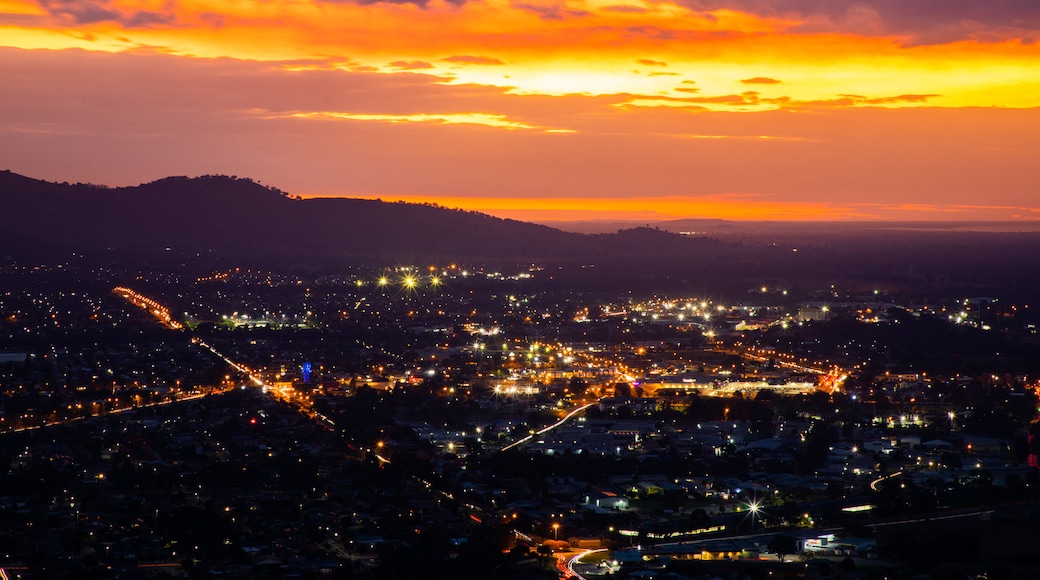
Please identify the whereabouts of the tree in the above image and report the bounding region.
[536,544,555,570]
[940,451,962,470]
[767,534,798,563]
[687,508,711,529]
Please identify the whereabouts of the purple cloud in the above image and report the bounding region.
[513,3,589,19]
[349,0,466,6]
[680,0,1040,43]
[37,0,175,28]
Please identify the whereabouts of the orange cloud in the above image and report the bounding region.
[390,60,434,69]
[2,3,1040,224]
[441,55,506,65]
[1,0,1038,108]
[741,76,782,84]
[279,110,574,132]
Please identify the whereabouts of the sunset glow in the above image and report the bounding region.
[2,0,1040,221]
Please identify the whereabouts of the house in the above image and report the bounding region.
[583,491,629,511]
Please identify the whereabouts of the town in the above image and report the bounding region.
[1,258,1039,579]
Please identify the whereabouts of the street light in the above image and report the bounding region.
[747,498,762,532]
[552,522,560,540]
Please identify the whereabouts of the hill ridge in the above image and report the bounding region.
[0,170,712,264]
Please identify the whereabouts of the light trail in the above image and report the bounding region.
[500,402,595,452]
[6,389,223,433]
[870,509,995,527]
[869,470,903,492]
[566,548,607,580]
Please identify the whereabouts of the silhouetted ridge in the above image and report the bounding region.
[139,175,292,203]
[0,170,716,264]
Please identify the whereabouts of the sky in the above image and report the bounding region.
[1,0,1040,222]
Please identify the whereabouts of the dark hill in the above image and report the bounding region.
[0,170,715,265]
[6,171,1040,300]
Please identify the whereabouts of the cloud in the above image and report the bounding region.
[623,25,678,40]
[6,0,1036,115]
[273,58,362,72]
[280,111,575,132]
[626,90,939,111]
[37,0,118,24]
[37,0,175,28]
[198,12,225,28]
[442,55,506,65]
[600,4,651,13]
[741,76,782,85]
[863,94,940,104]
[1,47,1038,217]
[826,93,941,106]
[513,3,589,19]
[679,0,1040,43]
[390,60,435,70]
[675,134,815,142]
[349,0,467,6]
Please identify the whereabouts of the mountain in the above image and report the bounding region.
[0,170,716,265]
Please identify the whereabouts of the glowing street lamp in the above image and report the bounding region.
[747,498,762,532]
[552,522,560,539]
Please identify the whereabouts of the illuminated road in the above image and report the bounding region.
[193,338,338,429]
[641,505,1000,562]
[721,345,851,393]
[113,287,183,329]
[116,286,338,429]
[500,402,596,452]
[869,470,903,491]
[565,549,607,580]
[5,389,225,433]
[193,335,494,522]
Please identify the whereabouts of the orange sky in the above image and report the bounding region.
[1,0,1039,222]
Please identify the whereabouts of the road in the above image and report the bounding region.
[565,549,608,580]
[637,505,998,559]
[869,470,903,491]
[500,402,596,452]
